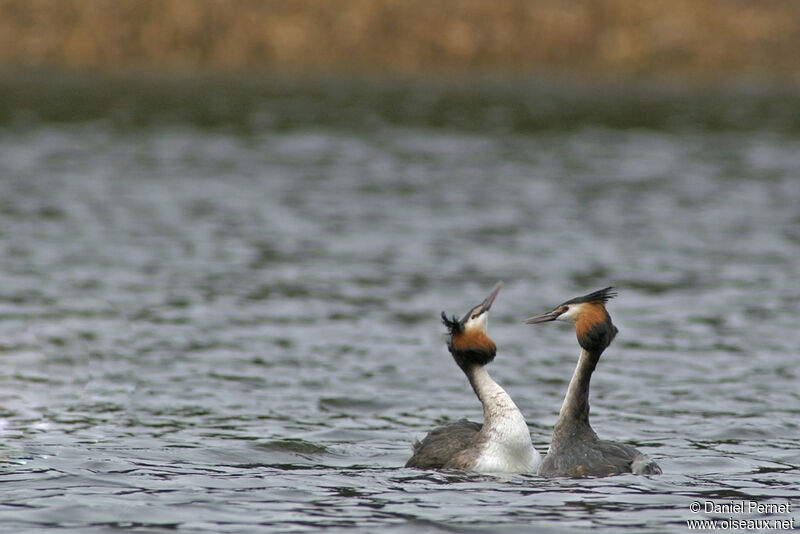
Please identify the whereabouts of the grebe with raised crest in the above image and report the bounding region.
[406,282,541,473]
[525,287,661,477]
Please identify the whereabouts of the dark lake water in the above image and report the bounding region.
[0,75,799,532]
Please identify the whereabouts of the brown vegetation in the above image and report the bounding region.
[0,0,799,78]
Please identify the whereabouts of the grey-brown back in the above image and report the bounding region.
[405,419,482,469]
[539,438,661,477]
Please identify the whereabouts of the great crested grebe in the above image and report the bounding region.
[405,282,540,473]
[525,287,661,477]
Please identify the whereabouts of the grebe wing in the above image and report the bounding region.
[591,441,661,475]
[540,440,661,477]
[405,419,482,469]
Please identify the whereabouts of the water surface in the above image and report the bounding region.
[0,76,798,532]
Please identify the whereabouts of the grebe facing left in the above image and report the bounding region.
[405,282,540,474]
[525,287,661,477]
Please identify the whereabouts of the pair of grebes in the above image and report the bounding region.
[406,283,661,477]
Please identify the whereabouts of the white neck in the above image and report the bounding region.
[468,365,522,423]
[465,365,541,473]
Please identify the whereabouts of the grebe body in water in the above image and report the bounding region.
[406,282,540,473]
[525,287,661,477]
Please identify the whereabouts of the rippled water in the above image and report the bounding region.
[0,76,799,532]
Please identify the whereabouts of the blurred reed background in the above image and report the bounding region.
[0,0,798,79]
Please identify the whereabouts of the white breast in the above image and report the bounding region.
[466,364,540,473]
[472,412,541,474]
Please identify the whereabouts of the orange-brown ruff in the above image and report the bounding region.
[525,287,661,477]
[573,303,608,343]
[450,330,496,355]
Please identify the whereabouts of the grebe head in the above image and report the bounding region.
[441,281,502,369]
[524,286,618,352]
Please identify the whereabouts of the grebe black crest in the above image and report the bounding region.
[525,287,661,477]
[405,282,540,473]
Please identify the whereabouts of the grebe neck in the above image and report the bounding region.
[464,363,524,427]
[556,348,601,430]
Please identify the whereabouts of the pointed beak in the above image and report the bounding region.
[524,309,561,324]
[478,281,503,314]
